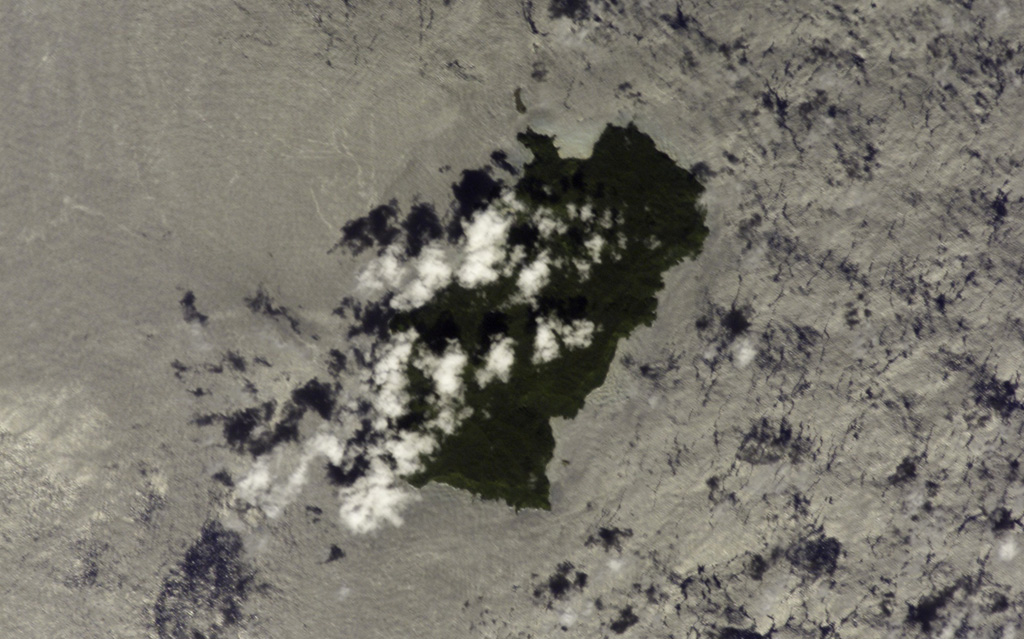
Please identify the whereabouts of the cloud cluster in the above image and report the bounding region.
[336,455,420,533]
[357,244,407,294]
[476,336,516,386]
[366,330,417,424]
[517,251,552,301]
[236,432,346,519]
[532,316,597,364]
[357,196,526,312]
[559,318,596,349]
[393,246,452,310]
[234,186,613,534]
[414,342,470,434]
[457,207,513,288]
[533,317,561,364]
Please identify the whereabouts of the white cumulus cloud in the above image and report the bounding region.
[531,316,597,364]
[357,245,407,293]
[392,246,452,310]
[235,190,621,534]
[236,431,349,519]
[415,343,470,435]
[385,430,438,475]
[457,207,512,288]
[517,251,551,301]
[532,318,561,364]
[476,336,516,386]
[732,338,756,368]
[367,330,417,425]
[557,319,596,349]
[336,456,419,534]
[432,344,468,399]
[584,234,605,263]
[536,208,567,238]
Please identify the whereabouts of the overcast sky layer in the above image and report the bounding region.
[3,1,1024,638]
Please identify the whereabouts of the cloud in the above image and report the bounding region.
[532,318,561,364]
[501,244,528,277]
[357,245,408,293]
[584,234,605,262]
[367,330,417,424]
[232,327,443,533]
[385,430,438,475]
[536,208,567,238]
[517,251,551,301]
[414,343,469,434]
[236,459,272,500]
[414,342,467,400]
[392,246,452,310]
[235,415,432,532]
[336,457,419,534]
[236,431,349,519]
[501,189,525,212]
[457,207,512,288]
[354,193,524,305]
[234,186,620,534]
[558,319,596,349]
[476,336,516,386]
[431,344,468,399]
[308,432,346,465]
[532,316,597,364]
[732,338,756,368]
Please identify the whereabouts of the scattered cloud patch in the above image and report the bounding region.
[308,432,346,465]
[357,245,408,294]
[392,246,452,310]
[263,179,616,529]
[517,251,552,301]
[236,432,346,519]
[732,338,756,368]
[457,207,512,288]
[533,317,562,364]
[366,330,417,423]
[415,342,470,434]
[533,316,597,363]
[558,318,596,349]
[584,234,604,262]
[385,430,438,475]
[476,336,516,386]
[236,453,310,519]
[336,457,419,534]
[429,344,468,399]
[537,208,568,238]
[217,124,707,532]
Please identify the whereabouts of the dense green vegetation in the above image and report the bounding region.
[396,123,708,509]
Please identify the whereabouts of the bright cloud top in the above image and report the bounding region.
[532,316,596,364]
[457,207,512,288]
[393,247,452,310]
[476,336,516,386]
[236,432,346,520]
[517,251,551,301]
